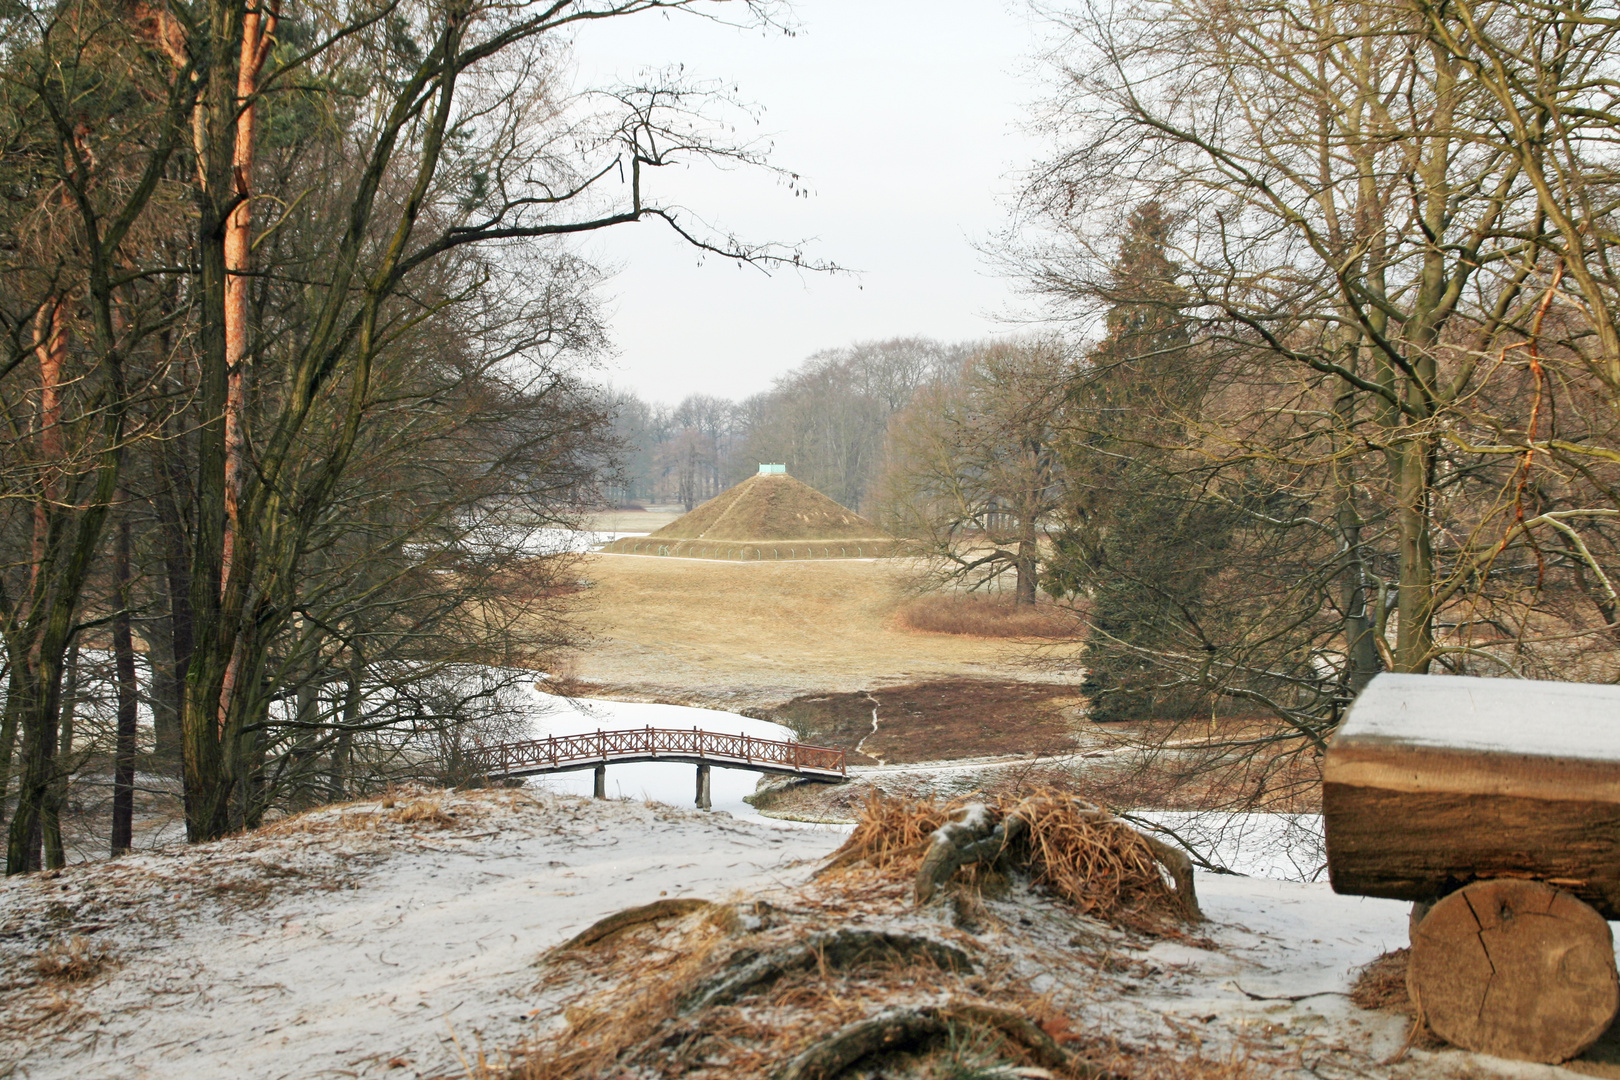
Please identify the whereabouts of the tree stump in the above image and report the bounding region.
[1408,879,1618,1062]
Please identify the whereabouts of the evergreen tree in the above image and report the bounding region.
[1049,204,1233,722]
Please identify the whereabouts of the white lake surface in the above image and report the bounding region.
[519,686,804,819]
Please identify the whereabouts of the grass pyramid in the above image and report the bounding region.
[605,471,893,560]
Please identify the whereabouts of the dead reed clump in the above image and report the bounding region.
[823,791,1198,932]
[816,791,960,877]
[897,593,1077,639]
[1008,794,1188,928]
[31,936,114,984]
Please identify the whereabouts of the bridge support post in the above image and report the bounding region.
[695,764,711,811]
[593,764,607,800]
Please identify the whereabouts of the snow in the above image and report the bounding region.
[0,789,845,1080]
[2,788,1574,1080]
[1341,672,1620,760]
[1134,810,1326,881]
[22,780,1620,1080]
[524,527,647,553]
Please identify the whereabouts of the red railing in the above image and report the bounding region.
[466,726,847,779]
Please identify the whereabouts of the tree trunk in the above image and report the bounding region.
[1015,518,1039,606]
[151,449,191,759]
[182,0,279,845]
[182,18,240,841]
[5,662,50,873]
[1392,438,1436,673]
[328,659,362,800]
[146,603,181,760]
[0,664,24,831]
[42,645,78,871]
[1333,362,1381,695]
[1336,495,1380,695]
[112,519,138,855]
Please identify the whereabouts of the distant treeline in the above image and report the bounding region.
[607,338,970,513]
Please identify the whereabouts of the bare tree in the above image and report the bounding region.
[877,339,1069,605]
[740,338,958,510]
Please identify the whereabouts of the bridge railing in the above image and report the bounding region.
[465,726,846,778]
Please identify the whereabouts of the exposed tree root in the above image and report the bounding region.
[554,898,716,951]
[774,1007,948,1080]
[774,1001,1115,1080]
[681,928,975,1013]
[914,802,1025,905]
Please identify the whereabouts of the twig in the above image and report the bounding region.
[1230,981,1349,1002]
[1382,1007,1426,1065]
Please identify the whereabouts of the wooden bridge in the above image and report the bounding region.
[465,727,847,809]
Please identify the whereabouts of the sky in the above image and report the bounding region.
[566,1,1058,404]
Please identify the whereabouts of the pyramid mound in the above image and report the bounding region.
[651,473,880,541]
[604,472,893,560]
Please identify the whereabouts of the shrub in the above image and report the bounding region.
[896,593,1076,639]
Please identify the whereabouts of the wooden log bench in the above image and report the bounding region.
[1323,673,1620,1063]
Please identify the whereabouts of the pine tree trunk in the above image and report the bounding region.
[0,664,23,831]
[42,645,78,871]
[112,519,138,855]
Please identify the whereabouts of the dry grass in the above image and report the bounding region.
[511,916,733,1080]
[829,791,956,870]
[449,787,1273,1080]
[567,555,1049,699]
[1012,795,1186,927]
[1347,949,1451,1054]
[387,798,459,828]
[1349,948,1412,1014]
[897,593,1079,639]
[31,936,114,984]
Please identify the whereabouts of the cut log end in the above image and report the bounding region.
[1408,879,1619,1063]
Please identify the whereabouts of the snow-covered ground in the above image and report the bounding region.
[2,785,1591,1080]
[0,789,845,1080]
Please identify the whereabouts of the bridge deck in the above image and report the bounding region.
[466,726,847,782]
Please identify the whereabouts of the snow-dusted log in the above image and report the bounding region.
[1325,674,1620,918]
[1408,879,1618,1063]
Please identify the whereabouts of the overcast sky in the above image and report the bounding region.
[567,2,1056,404]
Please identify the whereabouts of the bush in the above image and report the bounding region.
[896,593,1076,639]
